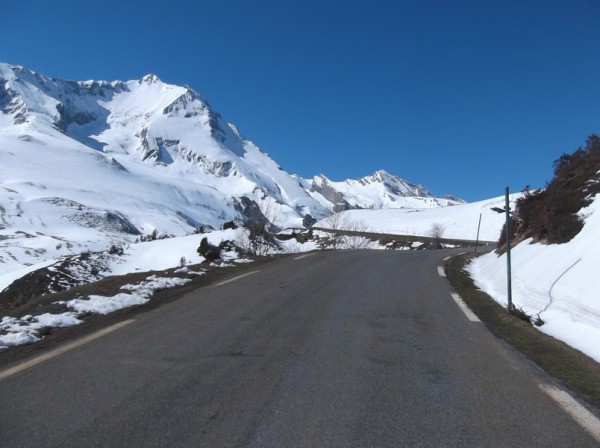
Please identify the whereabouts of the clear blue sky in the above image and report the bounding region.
[3,0,600,201]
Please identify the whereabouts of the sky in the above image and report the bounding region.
[3,0,600,201]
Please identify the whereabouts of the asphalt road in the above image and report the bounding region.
[1,249,598,447]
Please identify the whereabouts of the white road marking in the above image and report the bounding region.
[450,293,481,322]
[540,384,600,443]
[0,319,135,381]
[443,256,451,261]
[437,266,446,277]
[294,253,315,261]
[214,270,259,287]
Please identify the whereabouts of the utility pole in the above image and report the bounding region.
[505,186,513,311]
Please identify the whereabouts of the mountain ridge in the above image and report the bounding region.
[302,170,461,212]
[0,61,459,273]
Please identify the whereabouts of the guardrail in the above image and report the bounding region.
[311,227,496,247]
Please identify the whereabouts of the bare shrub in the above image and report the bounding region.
[321,214,373,249]
[427,223,446,248]
[321,213,349,249]
[515,135,600,244]
[341,219,373,249]
[234,222,278,256]
[321,212,347,230]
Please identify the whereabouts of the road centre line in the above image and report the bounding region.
[450,293,481,322]
[0,319,135,381]
[539,384,600,443]
[214,270,259,287]
[437,266,447,277]
[294,253,315,261]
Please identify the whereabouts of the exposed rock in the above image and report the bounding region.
[235,196,270,228]
[303,214,317,228]
[310,175,352,212]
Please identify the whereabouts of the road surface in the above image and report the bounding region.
[1,249,598,447]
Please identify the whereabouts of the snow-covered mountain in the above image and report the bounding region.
[0,62,460,281]
[0,63,334,267]
[0,62,329,226]
[299,170,461,212]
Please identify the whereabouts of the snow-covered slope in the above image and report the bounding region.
[0,62,330,277]
[300,170,461,212]
[468,193,600,362]
[316,194,514,242]
[0,61,465,295]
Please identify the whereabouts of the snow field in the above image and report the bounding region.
[316,194,519,242]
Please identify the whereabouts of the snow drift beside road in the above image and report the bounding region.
[468,194,600,362]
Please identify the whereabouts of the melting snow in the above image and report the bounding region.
[66,275,191,315]
[0,275,190,349]
[0,312,82,348]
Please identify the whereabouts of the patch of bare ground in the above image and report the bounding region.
[0,255,283,368]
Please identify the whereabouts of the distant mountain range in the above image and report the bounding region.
[301,171,460,213]
[0,62,460,267]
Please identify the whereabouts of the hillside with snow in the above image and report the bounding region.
[1,62,330,274]
[1,62,462,293]
[300,170,460,212]
[467,137,600,363]
[0,62,328,234]
[2,61,599,367]
[316,194,516,242]
[468,194,600,362]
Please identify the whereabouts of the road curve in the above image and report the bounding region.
[0,249,597,447]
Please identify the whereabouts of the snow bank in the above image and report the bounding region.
[0,275,191,349]
[0,313,82,348]
[276,238,319,253]
[468,194,600,362]
[67,275,191,314]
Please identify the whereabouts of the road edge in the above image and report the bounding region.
[446,252,600,414]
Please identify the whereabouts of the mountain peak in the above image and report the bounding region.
[0,62,16,78]
[373,169,391,177]
[305,170,460,211]
[139,73,161,84]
